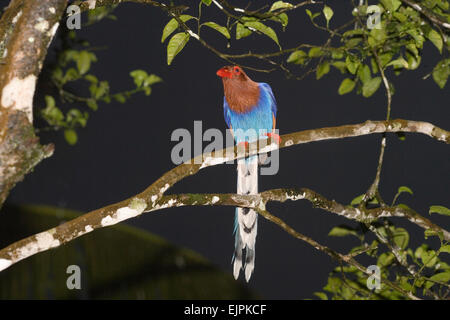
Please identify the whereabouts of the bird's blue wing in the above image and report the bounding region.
[223,96,232,128]
[259,83,277,118]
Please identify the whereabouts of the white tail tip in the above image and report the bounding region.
[233,259,242,280]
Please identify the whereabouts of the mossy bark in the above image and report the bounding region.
[0,0,67,207]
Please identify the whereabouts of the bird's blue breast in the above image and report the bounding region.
[224,83,275,143]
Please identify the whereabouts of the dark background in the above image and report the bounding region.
[5,1,449,299]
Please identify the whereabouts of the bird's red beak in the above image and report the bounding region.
[216,67,232,79]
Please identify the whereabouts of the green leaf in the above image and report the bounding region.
[45,95,55,108]
[397,203,411,211]
[426,28,443,53]
[86,99,98,111]
[343,29,364,39]
[398,186,413,195]
[406,52,421,70]
[84,74,98,84]
[271,13,289,28]
[143,74,162,87]
[345,55,360,74]
[113,94,126,103]
[236,23,252,40]
[87,6,116,23]
[308,47,323,58]
[393,12,407,22]
[286,50,307,64]
[345,38,362,49]
[415,244,428,259]
[378,52,393,68]
[77,50,91,75]
[316,61,330,79]
[331,61,347,73]
[371,58,378,74]
[350,194,378,206]
[305,9,320,20]
[421,250,438,268]
[270,1,293,11]
[202,22,230,39]
[425,271,450,289]
[386,57,409,69]
[130,70,148,87]
[167,32,190,66]
[161,15,194,43]
[64,129,78,145]
[440,245,450,254]
[41,103,64,126]
[143,87,152,96]
[61,50,79,66]
[328,226,358,237]
[392,186,413,205]
[407,29,425,48]
[432,59,450,89]
[67,109,88,127]
[439,262,450,270]
[368,27,387,47]
[357,64,372,84]
[362,77,382,97]
[95,81,109,99]
[244,21,280,47]
[396,132,406,141]
[406,43,418,57]
[51,67,63,83]
[380,0,401,11]
[378,252,395,267]
[201,0,212,5]
[338,78,355,95]
[323,5,333,26]
[330,48,344,60]
[392,227,409,249]
[429,205,450,216]
[313,292,328,300]
[63,68,79,83]
[437,0,449,10]
[424,229,444,241]
[350,194,364,206]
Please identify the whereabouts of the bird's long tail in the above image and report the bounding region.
[233,155,258,282]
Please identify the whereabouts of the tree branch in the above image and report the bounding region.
[0,0,67,207]
[361,47,393,206]
[0,119,448,272]
[0,187,427,299]
[74,0,158,11]
[400,0,450,30]
[251,207,421,300]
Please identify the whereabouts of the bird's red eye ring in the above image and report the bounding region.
[234,66,240,74]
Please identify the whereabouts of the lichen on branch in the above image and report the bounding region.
[0,119,447,273]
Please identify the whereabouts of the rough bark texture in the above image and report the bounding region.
[0,120,448,273]
[0,0,67,207]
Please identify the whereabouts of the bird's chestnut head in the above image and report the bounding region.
[216,65,244,80]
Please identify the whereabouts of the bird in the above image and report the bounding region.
[216,65,279,282]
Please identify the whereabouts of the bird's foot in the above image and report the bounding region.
[265,132,281,144]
